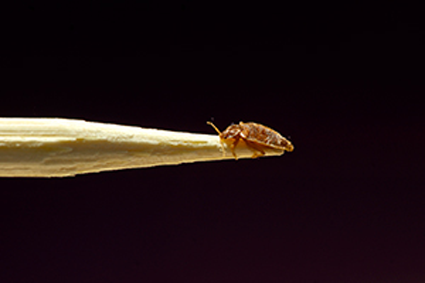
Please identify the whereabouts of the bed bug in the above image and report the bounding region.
[207,121,294,159]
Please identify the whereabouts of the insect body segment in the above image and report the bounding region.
[207,121,294,160]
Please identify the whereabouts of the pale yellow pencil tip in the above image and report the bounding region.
[0,118,290,177]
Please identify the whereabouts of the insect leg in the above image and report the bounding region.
[244,140,266,159]
[230,137,240,160]
[218,139,226,157]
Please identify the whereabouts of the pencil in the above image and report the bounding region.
[0,118,291,177]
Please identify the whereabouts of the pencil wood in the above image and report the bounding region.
[0,118,287,177]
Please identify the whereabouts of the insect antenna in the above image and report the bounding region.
[206,121,221,134]
[206,121,226,157]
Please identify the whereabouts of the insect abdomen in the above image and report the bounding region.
[244,122,292,150]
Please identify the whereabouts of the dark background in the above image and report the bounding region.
[1,2,424,282]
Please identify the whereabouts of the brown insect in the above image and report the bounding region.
[207,121,294,159]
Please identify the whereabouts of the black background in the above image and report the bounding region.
[1,2,424,283]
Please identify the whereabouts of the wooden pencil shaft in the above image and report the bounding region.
[0,118,285,177]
